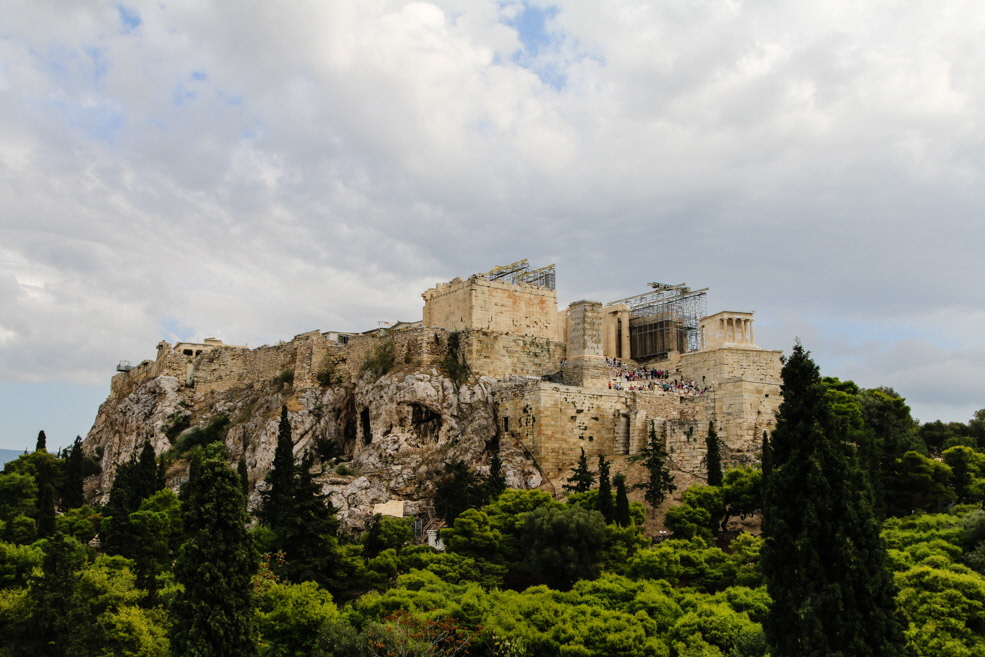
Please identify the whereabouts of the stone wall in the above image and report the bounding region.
[422,275,562,341]
[461,330,567,380]
[342,327,448,380]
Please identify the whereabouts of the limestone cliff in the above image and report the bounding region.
[83,335,541,531]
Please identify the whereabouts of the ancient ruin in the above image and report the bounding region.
[83,260,782,528]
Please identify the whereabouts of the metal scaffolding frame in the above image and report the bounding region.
[611,282,708,360]
[484,259,556,291]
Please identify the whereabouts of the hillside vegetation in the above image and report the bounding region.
[1,344,985,656]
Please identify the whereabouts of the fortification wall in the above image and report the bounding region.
[461,330,566,380]
[493,380,721,484]
[679,347,782,388]
[342,327,448,380]
[422,276,562,341]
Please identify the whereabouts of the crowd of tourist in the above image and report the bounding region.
[605,357,710,394]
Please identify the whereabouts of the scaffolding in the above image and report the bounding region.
[484,259,556,291]
[610,282,708,361]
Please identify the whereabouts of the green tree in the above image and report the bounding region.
[171,445,258,657]
[364,514,415,559]
[517,504,606,590]
[279,456,343,591]
[19,534,89,657]
[237,456,249,495]
[36,430,47,452]
[943,446,985,504]
[563,447,595,494]
[613,473,631,528]
[887,451,955,515]
[486,451,507,501]
[761,342,905,657]
[0,471,38,544]
[705,422,723,487]
[434,460,487,523]
[260,406,295,535]
[630,426,677,509]
[721,467,762,532]
[60,436,86,511]
[130,488,182,604]
[597,454,614,523]
[102,442,162,558]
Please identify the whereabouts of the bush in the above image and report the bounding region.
[317,360,343,387]
[441,331,470,387]
[169,416,230,456]
[362,338,395,377]
[273,369,295,388]
[162,413,191,444]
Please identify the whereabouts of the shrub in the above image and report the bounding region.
[362,338,395,377]
[273,369,295,388]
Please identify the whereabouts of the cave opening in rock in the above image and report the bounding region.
[411,403,442,443]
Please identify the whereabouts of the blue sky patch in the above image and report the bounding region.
[117,5,141,34]
[511,3,557,57]
[502,3,566,90]
[160,316,195,342]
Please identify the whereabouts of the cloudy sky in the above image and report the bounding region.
[2,0,984,452]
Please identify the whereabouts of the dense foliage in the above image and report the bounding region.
[762,342,905,656]
[3,373,985,656]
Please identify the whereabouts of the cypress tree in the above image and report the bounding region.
[596,454,613,523]
[761,342,905,657]
[20,534,88,657]
[629,426,677,509]
[260,406,295,534]
[60,437,85,511]
[613,473,631,527]
[133,441,161,502]
[434,461,486,523]
[36,480,56,538]
[486,451,507,502]
[237,457,249,495]
[563,447,595,494]
[36,430,47,452]
[279,456,343,590]
[171,445,257,657]
[102,441,162,557]
[705,421,723,487]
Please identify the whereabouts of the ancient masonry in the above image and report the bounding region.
[421,262,782,481]
[98,260,781,498]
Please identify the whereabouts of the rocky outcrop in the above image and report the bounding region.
[83,359,541,531]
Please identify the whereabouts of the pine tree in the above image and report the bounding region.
[36,430,47,452]
[705,421,723,487]
[761,342,905,657]
[629,426,677,508]
[171,445,257,657]
[613,473,631,527]
[563,447,595,494]
[596,454,613,523]
[60,437,85,511]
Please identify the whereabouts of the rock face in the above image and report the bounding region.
[83,354,539,531]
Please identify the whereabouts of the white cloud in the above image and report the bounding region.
[1,0,984,447]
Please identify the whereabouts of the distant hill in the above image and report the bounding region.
[0,449,26,468]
